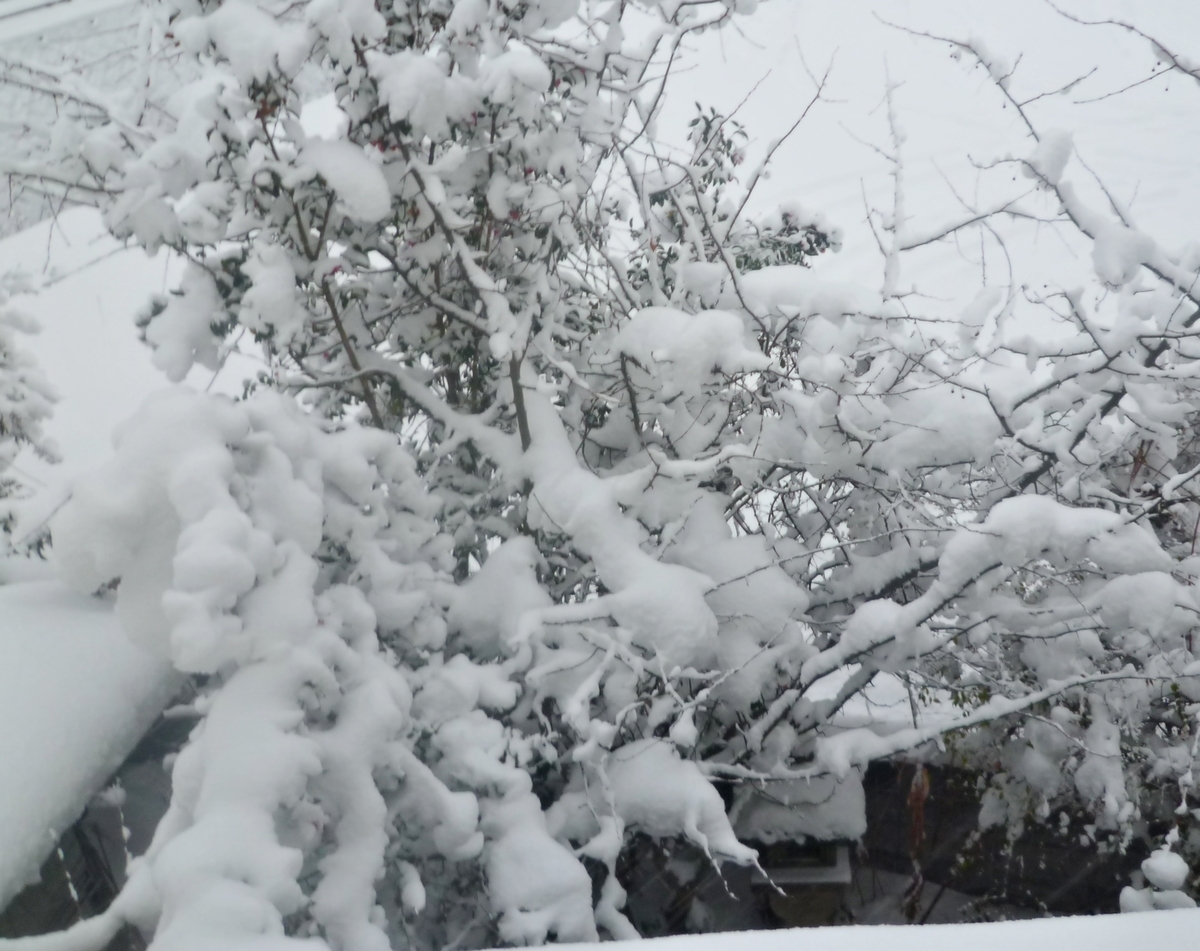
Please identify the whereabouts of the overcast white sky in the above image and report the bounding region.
[656,0,1200,287]
[665,1,1200,212]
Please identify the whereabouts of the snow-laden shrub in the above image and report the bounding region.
[44,383,772,949]
[9,0,1200,943]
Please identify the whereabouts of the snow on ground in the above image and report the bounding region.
[0,580,179,911]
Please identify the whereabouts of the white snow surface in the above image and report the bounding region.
[1143,849,1191,892]
[575,911,1200,951]
[298,139,392,223]
[0,580,178,910]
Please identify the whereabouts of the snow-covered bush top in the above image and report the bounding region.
[9,0,1200,945]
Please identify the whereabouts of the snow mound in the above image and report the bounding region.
[1143,849,1191,891]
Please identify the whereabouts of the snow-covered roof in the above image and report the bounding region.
[0,580,177,910]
